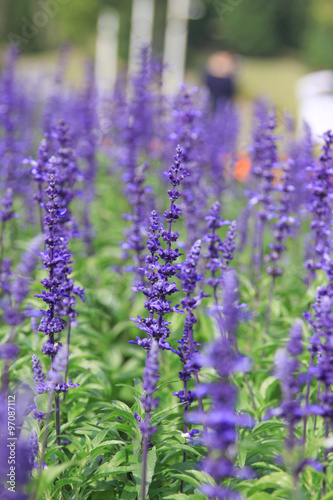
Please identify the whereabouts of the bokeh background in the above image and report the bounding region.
[0,0,332,114]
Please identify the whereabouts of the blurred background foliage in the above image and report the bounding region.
[0,0,332,70]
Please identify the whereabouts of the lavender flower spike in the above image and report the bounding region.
[32,355,46,394]
[265,158,298,334]
[28,430,39,468]
[248,104,278,284]
[173,240,207,412]
[204,202,237,339]
[193,338,252,500]
[130,146,188,351]
[271,321,304,450]
[304,130,333,281]
[173,239,207,474]
[0,187,18,265]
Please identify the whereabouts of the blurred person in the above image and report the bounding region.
[205,51,237,111]
[295,69,333,141]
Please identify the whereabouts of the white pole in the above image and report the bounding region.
[128,0,155,75]
[95,8,119,92]
[163,0,190,93]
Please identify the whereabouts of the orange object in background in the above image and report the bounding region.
[234,152,251,182]
[233,152,285,183]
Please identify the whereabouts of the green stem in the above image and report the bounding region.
[302,354,314,443]
[55,394,61,447]
[141,434,149,500]
[63,321,72,402]
[264,276,275,338]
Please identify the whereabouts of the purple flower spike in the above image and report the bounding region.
[32,355,46,394]
[0,188,17,223]
[170,85,206,245]
[140,340,160,428]
[122,162,151,279]
[267,320,309,451]
[191,336,252,499]
[130,146,188,351]
[28,430,39,467]
[173,240,207,415]
[204,201,234,289]
[204,202,239,340]
[266,159,298,278]
[248,103,279,282]
[305,130,333,279]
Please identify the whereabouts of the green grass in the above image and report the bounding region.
[238,55,309,113]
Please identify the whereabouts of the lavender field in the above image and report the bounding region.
[1,46,333,500]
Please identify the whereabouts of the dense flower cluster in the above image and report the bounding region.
[170,85,205,245]
[36,172,67,354]
[204,202,238,340]
[0,48,33,200]
[32,354,46,394]
[121,162,151,278]
[204,202,233,289]
[206,101,239,202]
[31,127,83,408]
[287,123,313,211]
[303,257,333,443]
[130,146,188,351]
[77,61,98,252]
[249,103,279,279]
[305,131,333,278]
[266,160,297,277]
[249,102,278,220]
[195,338,252,499]
[173,239,206,411]
[1,235,42,329]
[268,321,305,446]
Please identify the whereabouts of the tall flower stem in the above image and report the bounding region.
[31,389,54,500]
[38,205,44,234]
[0,223,5,266]
[313,382,321,431]
[55,394,61,447]
[188,324,204,414]
[141,435,149,500]
[63,321,72,402]
[139,341,159,500]
[255,219,264,288]
[265,276,275,337]
[302,354,314,442]
[323,384,330,496]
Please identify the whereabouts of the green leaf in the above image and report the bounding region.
[59,416,82,434]
[95,464,140,476]
[120,482,137,499]
[91,428,110,447]
[35,461,78,497]
[172,473,201,488]
[52,477,82,496]
[132,435,141,456]
[130,447,157,499]
[247,471,293,495]
[164,495,188,500]
[35,392,51,413]
[248,493,273,500]
[322,493,333,500]
[89,440,126,461]
[151,404,181,425]
[259,376,279,400]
